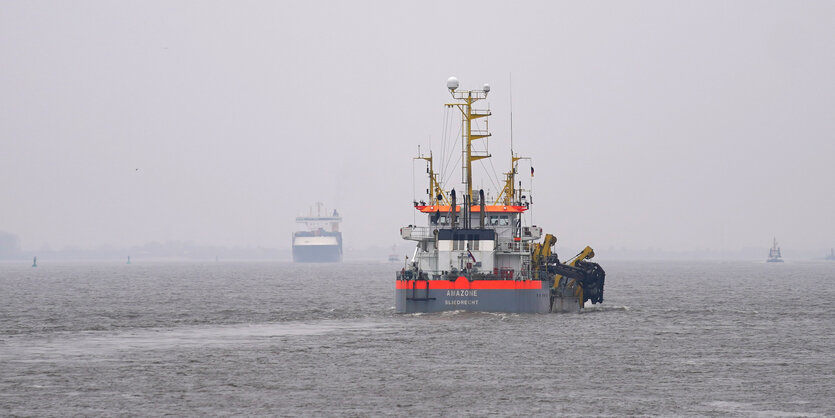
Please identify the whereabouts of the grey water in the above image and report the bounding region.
[1,260,832,416]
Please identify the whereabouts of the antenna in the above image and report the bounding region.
[509,73,514,155]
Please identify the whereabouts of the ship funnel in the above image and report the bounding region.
[463,194,471,229]
[449,189,457,230]
[479,189,486,228]
[462,194,467,229]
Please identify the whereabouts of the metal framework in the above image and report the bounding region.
[446,87,491,201]
[415,151,450,206]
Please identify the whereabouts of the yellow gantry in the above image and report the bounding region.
[419,79,527,207]
[531,233,557,273]
[446,83,491,201]
[494,154,530,205]
[415,151,450,206]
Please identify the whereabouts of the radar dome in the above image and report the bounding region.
[447,76,459,91]
[483,83,490,93]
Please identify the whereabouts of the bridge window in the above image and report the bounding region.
[452,239,480,251]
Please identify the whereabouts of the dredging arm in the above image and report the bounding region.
[531,233,557,268]
[553,246,595,284]
[531,236,606,307]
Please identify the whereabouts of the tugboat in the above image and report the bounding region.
[767,237,783,263]
[292,203,343,263]
[395,77,605,314]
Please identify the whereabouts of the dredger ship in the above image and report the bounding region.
[396,77,606,314]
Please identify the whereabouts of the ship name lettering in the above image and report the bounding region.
[445,290,478,297]
[444,299,479,305]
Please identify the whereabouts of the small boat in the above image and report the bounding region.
[767,237,783,262]
[388,245,400,263]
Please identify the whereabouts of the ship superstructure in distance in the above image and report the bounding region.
[825,248,834,261]
[767,237,783,263]
[293,203,342,263]
[396,77,606,314]
[388,245,400,263]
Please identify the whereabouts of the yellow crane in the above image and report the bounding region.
[531,233,557,271]
[554,246,595,285]
[531,234,604,309]
[552,246,595,308]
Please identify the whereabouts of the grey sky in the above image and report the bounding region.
[1,1,833,254]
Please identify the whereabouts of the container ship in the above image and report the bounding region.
[293,203,342,263]
[767,237,783,263]
[396,77,606,314]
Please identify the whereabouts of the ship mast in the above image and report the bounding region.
[446,77,491,201]
[495,154,530,205]
[415,151,449,205]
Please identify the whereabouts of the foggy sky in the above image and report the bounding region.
[1,1,834,254]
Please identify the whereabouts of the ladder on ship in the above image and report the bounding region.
[406,277,435,302]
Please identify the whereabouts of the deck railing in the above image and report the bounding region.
[496,238,531,253]
[400,226,433,241]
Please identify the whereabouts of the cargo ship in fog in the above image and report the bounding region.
[396,78,606,314]
[293,203,342,263]
[388,245,400,263]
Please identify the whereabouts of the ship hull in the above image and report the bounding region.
[292,233,342,263]
[292,245,342,263]
[395,276,577,314]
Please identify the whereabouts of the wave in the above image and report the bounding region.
[583,305,630,313]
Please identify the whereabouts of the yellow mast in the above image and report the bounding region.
[494,154,530,205]
[446,77,491,201]
[415,151,449,205]
[495,155,521,205]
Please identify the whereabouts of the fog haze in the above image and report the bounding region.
[2,1,834,257]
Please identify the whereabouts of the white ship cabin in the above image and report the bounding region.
[295,214,341,234]
[401,200,542,279]
[295,202,342,235]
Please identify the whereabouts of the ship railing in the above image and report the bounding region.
[397,270,429,280]
[413,250,434,260]
[496,238,531,253]
[400,226,433,241]
[451,90,488,100]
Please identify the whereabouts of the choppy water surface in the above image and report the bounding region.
[1,260,832,416]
